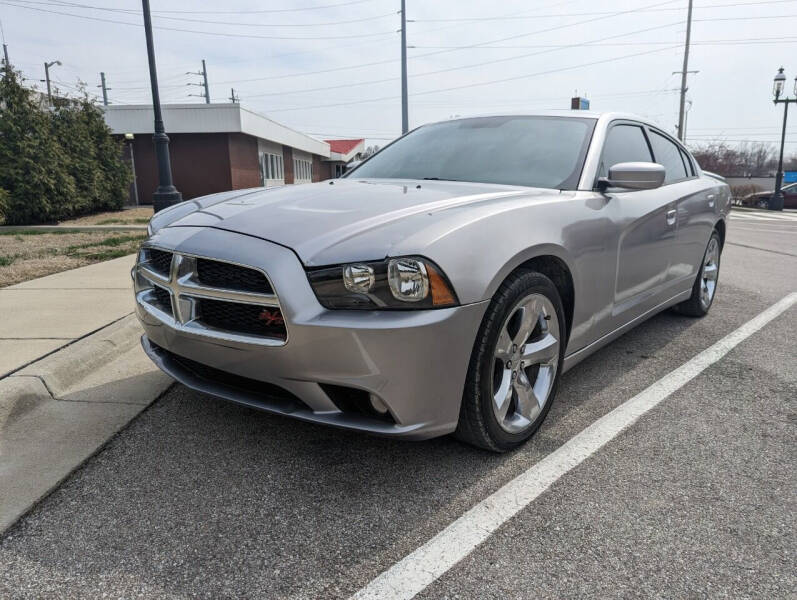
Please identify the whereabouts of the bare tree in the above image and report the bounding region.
[689,141,777,176]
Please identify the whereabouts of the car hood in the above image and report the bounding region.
[154,179,550,265]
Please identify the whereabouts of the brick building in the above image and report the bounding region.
[103,103,332,204]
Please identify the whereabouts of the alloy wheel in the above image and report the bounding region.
[700,237,720,309]
[491,293,560,434]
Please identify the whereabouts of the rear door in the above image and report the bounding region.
[646,129,715,291]
[598,122,677,332]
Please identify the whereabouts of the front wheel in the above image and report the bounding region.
[673,230,721,317]
[455,271,565,452]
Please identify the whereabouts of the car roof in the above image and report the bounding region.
[426,110,659,129]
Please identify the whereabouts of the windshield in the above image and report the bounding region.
[347,115,596,189]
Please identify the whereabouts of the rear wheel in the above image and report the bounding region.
[456,271,565,452]
[673,230,721,317]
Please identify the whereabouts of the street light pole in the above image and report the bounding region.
[771,66,796,212]
[141,0,181,212]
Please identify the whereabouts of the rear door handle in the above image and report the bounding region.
[666,209,677,226]
[707,193,716,208]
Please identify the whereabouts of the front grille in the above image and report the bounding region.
[148,249,173,276]
[151,285,173,315]
[198,298,286,340]
[135,250,285,346]
[196,258,272,294]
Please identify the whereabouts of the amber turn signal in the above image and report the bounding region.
[427,263,457,307]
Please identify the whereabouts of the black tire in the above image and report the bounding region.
[673,230,722,317]
[455,270,566,452]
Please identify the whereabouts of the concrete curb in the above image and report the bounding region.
[13,315,144,398]
[0,314,173,534]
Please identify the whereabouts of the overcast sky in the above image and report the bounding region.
[2,0,795,149]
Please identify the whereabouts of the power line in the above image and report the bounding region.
[408,0,797,21]
[410,35,797,49]
[263,45,681,114]
[0,1,398,39]
[151,0,383,14]
[215,0,684,86]
[238,21,684,98]
[13,0,397,27]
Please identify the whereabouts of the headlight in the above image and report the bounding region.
[307,256,458,310]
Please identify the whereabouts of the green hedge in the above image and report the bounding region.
[0,68,131,225]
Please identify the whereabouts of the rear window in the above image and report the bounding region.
[347,116,596,190]
[649,130,688,183]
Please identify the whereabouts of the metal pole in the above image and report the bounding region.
[201,58,209,104]
[99,71,109,106]
[129,140,140,206]
[142,0,182,212]
[2,44,9,70]
[44,61,52,105]
[400,0,408,134]
[676,0,693,141]
[771,99,788,211]
[683,107,688,143]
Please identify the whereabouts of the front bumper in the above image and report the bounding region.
[136,226,488,440]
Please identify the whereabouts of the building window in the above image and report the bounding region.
[294,158,312,183]
[260,152,284,185]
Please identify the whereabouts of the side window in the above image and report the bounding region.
[649,130,688,183]
[599,125,653,178]
[679,147,695,177]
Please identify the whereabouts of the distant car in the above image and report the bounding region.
[742,182,797,209]
[134,111,730,452]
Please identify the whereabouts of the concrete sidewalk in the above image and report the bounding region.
[0,255,137,377]
[0,254,172,532]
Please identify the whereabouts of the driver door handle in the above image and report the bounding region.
[666,209,677,226]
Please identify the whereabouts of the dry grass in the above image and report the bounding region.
[58,206,153,226]
[0,230,147,287]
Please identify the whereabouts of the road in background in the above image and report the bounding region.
[0,215,794,599]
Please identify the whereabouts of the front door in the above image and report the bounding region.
[597,122,678,332]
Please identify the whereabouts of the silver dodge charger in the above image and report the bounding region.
[134,111,730,452]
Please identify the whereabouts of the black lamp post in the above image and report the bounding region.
[142,0,181,212]
[771,66,796,212]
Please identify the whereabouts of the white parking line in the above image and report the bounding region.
[730,211,797,222]
[350,292,797,600]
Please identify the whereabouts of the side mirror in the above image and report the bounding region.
[598,162,665,191]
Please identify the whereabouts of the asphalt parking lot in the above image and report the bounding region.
[1,208,795,599]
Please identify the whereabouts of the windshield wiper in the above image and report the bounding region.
[422,177,463,181]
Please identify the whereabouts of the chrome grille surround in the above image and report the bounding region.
[133,246,287,346]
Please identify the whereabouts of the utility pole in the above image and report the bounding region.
[142,0,181,212]
[98,71,110,106]
[43,60,61,106]
[201,59,209,103]
[229,88,239,103]
[683,99,692,144]
[400,0,408,134]
[676,0,694,141]
[187,59,210,103]
[1,19,9,74]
